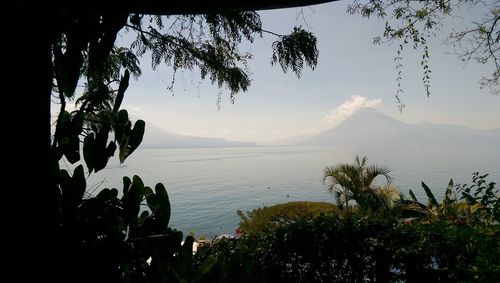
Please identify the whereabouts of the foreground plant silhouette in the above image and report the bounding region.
[22,3,328,282]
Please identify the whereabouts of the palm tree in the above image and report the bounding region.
[370,185,402,213]
[323,155,392,210]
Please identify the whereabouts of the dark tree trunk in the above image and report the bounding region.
[1,6,59,282]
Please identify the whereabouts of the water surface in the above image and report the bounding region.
[77,144,500,237]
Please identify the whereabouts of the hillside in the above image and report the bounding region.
[141,122,256,148]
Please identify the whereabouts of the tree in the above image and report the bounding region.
[0,1,336,282]
[323,155,392,210]
[348,0,500,107]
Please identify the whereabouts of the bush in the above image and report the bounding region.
[195,213,500,282]
[236,201,337,235]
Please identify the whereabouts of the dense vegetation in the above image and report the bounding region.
[195,213,499,282]
[237,201,337,235]
[194,172,500,282]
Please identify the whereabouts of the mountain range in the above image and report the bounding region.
[141,122,256,148]
[300,108,500,147]
[138,108,499,148]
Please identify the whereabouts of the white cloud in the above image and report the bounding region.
[323,95,381,126]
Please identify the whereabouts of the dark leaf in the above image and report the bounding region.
[122,176,131,196]
[421,182,438,207]
[409,189,418,202]
[113,69,130,113]
[83,133,95,173]
[128,120,145,152]
[155,183,171,226]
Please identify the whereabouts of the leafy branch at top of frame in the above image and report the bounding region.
[347,1,500,107]
[127,13,319,103]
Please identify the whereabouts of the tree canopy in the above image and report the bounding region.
[349,0,500,107]
[0,1,334,282]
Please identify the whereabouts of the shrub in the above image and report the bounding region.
[195,213,500,282]
[236,201,337,234]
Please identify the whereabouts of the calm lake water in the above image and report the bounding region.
[77,144,500,238]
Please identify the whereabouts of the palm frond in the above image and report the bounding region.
[323,155,393,212]
[408,189,418,202]
[354,155,367,168]
[365,164,392,185]
[421,182,438,207]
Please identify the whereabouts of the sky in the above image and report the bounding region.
[113,1,500,144]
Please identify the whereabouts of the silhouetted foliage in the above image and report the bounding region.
[59,175,195,282]
[42,4,323,283]
[195,211,500,282]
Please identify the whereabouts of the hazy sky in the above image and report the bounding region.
[115,1,500,143]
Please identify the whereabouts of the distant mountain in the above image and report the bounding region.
[141,122,256,148]
[301,108,500,147]
[266,134,316,146]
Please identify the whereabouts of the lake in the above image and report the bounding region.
[76,144,500,238]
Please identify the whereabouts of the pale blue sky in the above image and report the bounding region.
[117,1,500,143]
